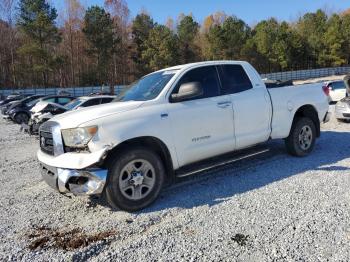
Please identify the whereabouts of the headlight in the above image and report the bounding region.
[61,126,98,148]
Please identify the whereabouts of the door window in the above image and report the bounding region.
[100,98,114,104]
[218,65,253,94]
[172,66,220,101]
[57,97,73,105]
[81,98,100,107]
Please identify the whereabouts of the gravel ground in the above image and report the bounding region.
[0,108,350,261]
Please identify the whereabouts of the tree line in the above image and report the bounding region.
[0,0,350,89]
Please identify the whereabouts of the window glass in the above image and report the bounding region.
[101,98,114,104]
[65,98,83,110]
[173,66,220,100]
[57,97,73,105]
[44,97,56,103]
[219,65,253,94]
[81,98,100,107]
[114,70,177,102]
[331,81,345,90]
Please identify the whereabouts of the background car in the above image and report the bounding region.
[64,95,116,110]
[335,97,350,122]
[2,95,45,120]
[27,95,115,134]
[322,80,347,103]
[0,94,27,107]
[9,95,75,124]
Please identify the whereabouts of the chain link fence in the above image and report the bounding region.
[261,66,350,82]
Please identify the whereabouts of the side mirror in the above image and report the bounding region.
[171,82,203,102]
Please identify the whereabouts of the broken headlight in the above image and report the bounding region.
[61,126,98,148]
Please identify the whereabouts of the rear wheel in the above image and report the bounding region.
[285,117,316,157]
[104,146,165,211]
[14,112,29,124]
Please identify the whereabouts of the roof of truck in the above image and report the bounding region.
[157,60,248,73]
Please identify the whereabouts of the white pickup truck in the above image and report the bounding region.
[38,61,330,211]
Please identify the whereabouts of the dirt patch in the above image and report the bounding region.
[26,226,117,251]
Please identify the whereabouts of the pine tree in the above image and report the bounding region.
[83,6,115,86]
[17,0,62,86]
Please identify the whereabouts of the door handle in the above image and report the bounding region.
[217,101,231,108]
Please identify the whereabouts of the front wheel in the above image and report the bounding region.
[14,112,29,124]
[104,147,165,211]
[285,117,316,157]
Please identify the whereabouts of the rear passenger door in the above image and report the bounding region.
[167,66,235,167]
[218,64,271,149]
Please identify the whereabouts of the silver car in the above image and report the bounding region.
[335,98,350,121]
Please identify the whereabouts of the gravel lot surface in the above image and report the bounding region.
[0,108,350,261]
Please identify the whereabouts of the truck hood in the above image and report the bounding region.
[51,101,144,129]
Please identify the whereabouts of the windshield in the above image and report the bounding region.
[65,98,84,110]
[114,70,178,102]
[26,98,40,107]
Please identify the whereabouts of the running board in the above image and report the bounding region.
[175,145,272,178]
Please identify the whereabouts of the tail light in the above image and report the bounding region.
[322,85,330,96]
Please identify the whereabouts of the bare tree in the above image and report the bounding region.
[0,0,18,87]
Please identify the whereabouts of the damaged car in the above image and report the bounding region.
[28,95,115,134]
[37,61,330,211]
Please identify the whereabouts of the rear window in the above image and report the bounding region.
[330,81,345,90]
[218,65,253,94]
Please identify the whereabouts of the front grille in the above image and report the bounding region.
[39,121,58,156]
[343,113,350,117]
[40,130,54,155]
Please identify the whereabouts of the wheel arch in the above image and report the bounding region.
[103,136,175,185]
[293,104,320,137]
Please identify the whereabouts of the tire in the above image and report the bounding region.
[285,117,316,157]
[104,146,165,211]
[14,112,29,124]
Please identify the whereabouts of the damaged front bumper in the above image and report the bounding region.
[37,147,110,195]
[40,162,107,195]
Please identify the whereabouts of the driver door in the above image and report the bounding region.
[167,66,235,167]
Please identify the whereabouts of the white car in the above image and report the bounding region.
[323,80,347,103]
[28,95,115,134]
[335,98,350,121]
[37,61,330,211]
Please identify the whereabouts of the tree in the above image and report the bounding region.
[131,13,155,77]
[83,6,115,87]
[0,0,18,87]
[177,15,200,63]
[296,9,328,67]
[104,0,131,85]
[341,13,350,64]
[142,25,179,71]
[60,0,85,86]
[17,0,62,86]
[323,14,346,66]
[205,16,250,60]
